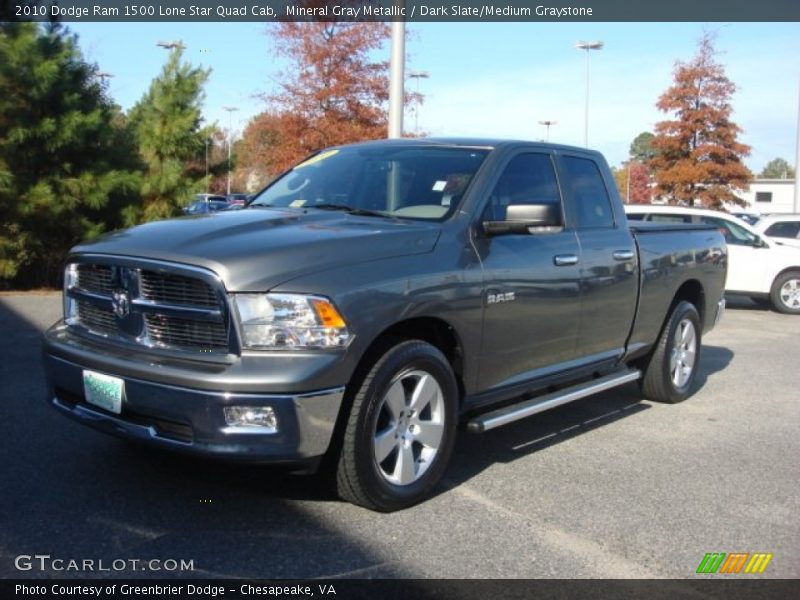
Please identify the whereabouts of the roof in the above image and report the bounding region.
[340,137,601,156]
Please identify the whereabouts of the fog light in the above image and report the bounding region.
[223,406,278,433]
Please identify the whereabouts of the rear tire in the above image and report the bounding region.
[640,301,701,404]
[769,271,800,314]
[336,340,458,512]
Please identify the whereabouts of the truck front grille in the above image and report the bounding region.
[144,314,229,351]
[76,301,117,335]
[139,270,219,308]
[76,264,114,295]
[67,259,232,356]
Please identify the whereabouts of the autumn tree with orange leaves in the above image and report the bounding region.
[613,161,651,204]
[238,21,393,184]
[650,33,752,208]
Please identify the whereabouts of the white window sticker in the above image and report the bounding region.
[432,180,447,192]
[289,199,307,207]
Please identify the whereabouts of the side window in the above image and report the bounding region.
[626,213,645,221]
[560,156,615,229]
[650,214,692,224]
[700,217,760,246]
[765,222,800,239]
[483,153,562,223]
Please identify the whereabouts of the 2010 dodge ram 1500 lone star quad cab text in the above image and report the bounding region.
[43,139,727,511]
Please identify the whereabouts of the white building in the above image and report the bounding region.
[735,179,797,214]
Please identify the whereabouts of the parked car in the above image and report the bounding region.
[754,214,800,249]
[44,139,726,511]
[226,193,250,209]
[731,212,761,226]
[626,205,800,314]
[184,199,229,214]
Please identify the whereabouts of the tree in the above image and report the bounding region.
[613,161,652,204]
[0,22,140,287]
[759,158,795,179]
[629,132,656,164]
[240,22,392,177]
[649,33,752,208]
[126,46,210,224]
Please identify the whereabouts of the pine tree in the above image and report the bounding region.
[127,46,211,224]
[650,33,752,208]
[0,22,140,287]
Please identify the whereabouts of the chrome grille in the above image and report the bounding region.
[67,259,231,356]
[144,314,228,351]
[76,301,117,335]
[139,270,218,308]
[76,264,114,295]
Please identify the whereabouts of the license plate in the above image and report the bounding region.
[82,370,124,414]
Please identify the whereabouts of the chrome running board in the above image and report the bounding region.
[467,368,642,433]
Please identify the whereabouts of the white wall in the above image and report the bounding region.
[735,179,797,214]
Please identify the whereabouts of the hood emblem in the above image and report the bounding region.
[112,290,131,319]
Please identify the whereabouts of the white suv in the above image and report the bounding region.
[625,205,800,314]
[754,214,800,250]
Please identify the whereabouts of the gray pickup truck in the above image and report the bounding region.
[43,139,727,511]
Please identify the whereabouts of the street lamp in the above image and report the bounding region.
[538,120,557,142]
[205,139,211,193]
[388,20,405,138]
[408,71,429,135]
[156,40,185,51]
[574,40,603,147]
[223,106,239,196]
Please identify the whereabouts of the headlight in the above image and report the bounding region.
[232,293,352,350]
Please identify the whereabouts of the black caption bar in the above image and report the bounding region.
[3,0,800,22]
[5,579,800,600]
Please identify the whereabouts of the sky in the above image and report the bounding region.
[69,21,800,172]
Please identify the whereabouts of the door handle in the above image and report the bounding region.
[612,250,635,261]
[553,254,579,266]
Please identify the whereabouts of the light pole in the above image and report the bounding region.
[223,106,239,196]
[575,40,603,147]
[388,19,406,138]
[408,71,429,135]
[538,120,557,142]
[205,139,210,193]
[794,79,800,212]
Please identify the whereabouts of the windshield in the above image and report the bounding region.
[249,145,490,220]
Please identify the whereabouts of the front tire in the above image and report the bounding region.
[640,301,701,404]
[770,271,800,314]
[336,340,458,512]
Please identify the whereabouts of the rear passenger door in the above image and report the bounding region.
[556,154,639,361]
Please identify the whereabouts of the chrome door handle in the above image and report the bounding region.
[553,254,579,266]
[612,250,635,261]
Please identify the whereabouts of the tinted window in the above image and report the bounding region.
[561,157,614,228]
[650,214,692,224]
[483,153,561,222]
[700,216,760,246]
[626,213,645,221]
[765,221,800,239]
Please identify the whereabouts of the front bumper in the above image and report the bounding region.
[43,328,346,464]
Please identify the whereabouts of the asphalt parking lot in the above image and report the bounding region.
[0,292,797,579]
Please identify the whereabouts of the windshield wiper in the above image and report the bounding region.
[309,203,387,218]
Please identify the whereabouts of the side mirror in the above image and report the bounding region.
[483,203,562,236]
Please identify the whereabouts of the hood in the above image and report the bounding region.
[72,208,441,291]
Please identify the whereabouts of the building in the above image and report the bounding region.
[735,179,797,214]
